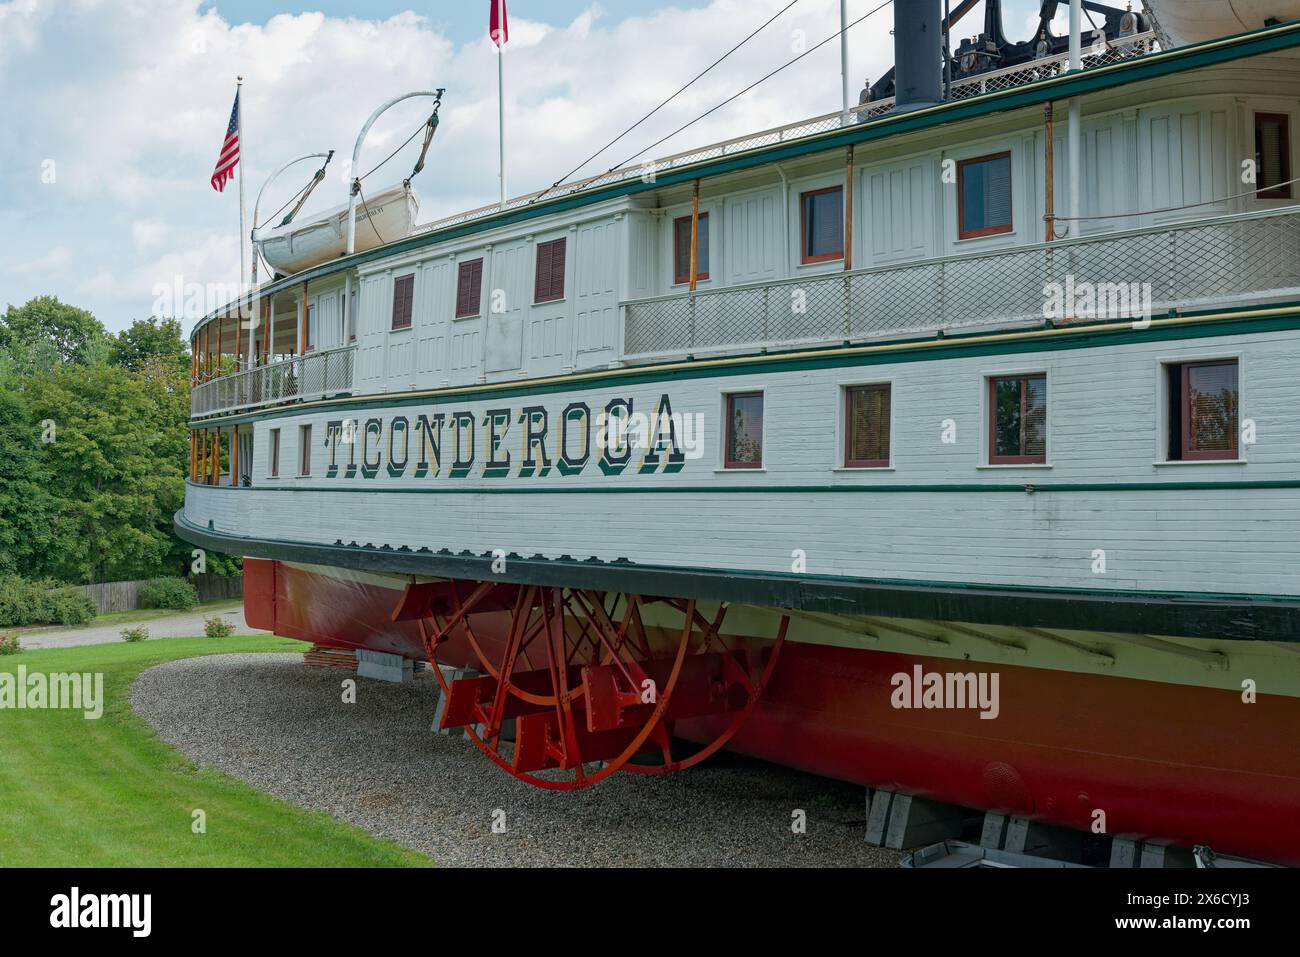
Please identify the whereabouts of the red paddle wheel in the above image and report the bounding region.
[392,579,789,790]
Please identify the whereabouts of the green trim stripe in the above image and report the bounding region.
[190,307,1300,428]
[188,478,1300,495]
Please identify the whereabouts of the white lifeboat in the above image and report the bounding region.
[1145,1,1300,46]
[254,183,420,276]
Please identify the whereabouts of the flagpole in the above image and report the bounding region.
[237,76,248,297]
[497,0,507,210]
[839,0,850,125]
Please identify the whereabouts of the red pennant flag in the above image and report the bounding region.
[489,0,508,47]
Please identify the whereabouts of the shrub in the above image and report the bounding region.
[120,625,149,643]
[0,577,95,627]
[0,576,47,628]
[0,633,20,656]
[204,616,235,638]
[42,587,96,626]
[138,577,199,611]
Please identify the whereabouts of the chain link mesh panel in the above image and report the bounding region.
[624,208,1300,358]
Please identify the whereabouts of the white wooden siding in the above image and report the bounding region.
[192,324,1300,599]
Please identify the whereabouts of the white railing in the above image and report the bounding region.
[412,32,1157,237]
[191,345,357,418]
[622,205,1300,360]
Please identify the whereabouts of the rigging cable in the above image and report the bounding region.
[1051,176,1300,222]
[545,0,804,192]
[279,151,335,227]
[611,1,892,174]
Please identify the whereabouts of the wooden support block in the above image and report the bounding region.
[1109,837,1140,868]
[980,811,1010,849]
[884,793,966,850]
[865,788,894,846]
[1139,839,1195,868]
[356,649,413,684]
[1005,815,1085,863]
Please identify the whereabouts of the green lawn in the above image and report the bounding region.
[0,637,431,867]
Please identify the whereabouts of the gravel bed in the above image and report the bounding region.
[131,653,903,867]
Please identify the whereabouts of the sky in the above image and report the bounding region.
[0,0,1056,333]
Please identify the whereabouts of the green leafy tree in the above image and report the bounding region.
[1,296,106,368]
[110,317,189,372]
[0,357,60,576]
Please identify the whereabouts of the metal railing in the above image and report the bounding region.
[191,345,357,417]
[622,206,1300,360]
[413,33,1157,238]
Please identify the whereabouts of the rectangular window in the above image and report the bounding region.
[269,428,280,478]
[800,187,844,264]
[305,303,316,351]
[348,288,358,341]
[1255,113,1292,199]
[299,424,312,476]
[391,274,414,330]
[725,392,764,469]
[455,258,484,318]
[844,384,891,468]
[673,213,710,283]
[958,152,1014,239]
[988,374,1047,464]
[1167,359,1239,461]
[534,238,567,303]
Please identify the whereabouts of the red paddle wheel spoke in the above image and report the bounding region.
[397,578,789,791]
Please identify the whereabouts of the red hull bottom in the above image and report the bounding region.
[245,560,1300,864]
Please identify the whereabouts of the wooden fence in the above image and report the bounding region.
[77,574,243,615]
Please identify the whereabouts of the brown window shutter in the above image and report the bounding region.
[535,238,566,302]
[465,259,483,316]
[534,242,553,302]
[392,274,414,329]
[456,260,482,318]
[550,238,566,300]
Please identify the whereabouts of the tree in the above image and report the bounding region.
[24,357,188,583]
[1,296,106,368]
[0,357,60,577]
[110,317,189,372]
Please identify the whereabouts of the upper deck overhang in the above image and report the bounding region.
[189,19,1300,341]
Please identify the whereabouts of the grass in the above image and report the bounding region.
[0,636,431,867]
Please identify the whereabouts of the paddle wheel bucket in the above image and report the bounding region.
[392,579,789,790]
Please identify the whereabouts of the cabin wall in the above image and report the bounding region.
[193,322,1300,599]
[347,203,628,392]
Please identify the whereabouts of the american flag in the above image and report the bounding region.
[210,91,241,192]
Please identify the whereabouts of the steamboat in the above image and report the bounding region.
[179,1,1300,864]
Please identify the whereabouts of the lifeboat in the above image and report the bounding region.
[254,183,420,276]
[1146,0,1300,45]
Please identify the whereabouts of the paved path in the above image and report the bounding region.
[18,603,269,650]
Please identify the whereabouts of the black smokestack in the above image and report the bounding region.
[894,0,943,112]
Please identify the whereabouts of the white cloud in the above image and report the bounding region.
[5,1,1051,330]
[132,219,169,249]
[11,244,71,275]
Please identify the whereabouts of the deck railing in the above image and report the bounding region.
[622,206,1300,360]
[191,345,356,418]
